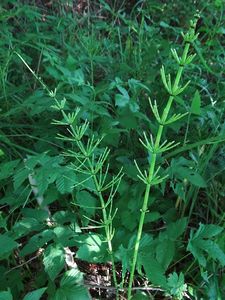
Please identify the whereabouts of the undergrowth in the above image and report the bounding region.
[0,1,225,299]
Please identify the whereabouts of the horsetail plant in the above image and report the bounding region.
[15,52,122,299]
[127,15,199,299]
[53,104,123,300]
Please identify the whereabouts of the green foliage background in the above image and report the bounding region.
[0,0,224,299]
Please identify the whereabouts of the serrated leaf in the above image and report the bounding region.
[76,234,106,263]
[22,208,49,221]
[13,168,30,190]
[187,223,225,267]
[143,256,168,288]
[23,288,47,300]
[76,190,96,216]
[196,239,225,266]
[60,269,83,287]
[196,224,223,239]
[56,171,76,194]
[121,210,137,231]
[43,244,65,280]
[176,166,207,187]
[156,239,175,270]
[53,285,91,300]
[20,229,54,256]
[0,235,18,257]
[53,226,80,247]
[12,217,42,239]
[166,218,187,240]
[0,160,20,180]
[167,272,187,300]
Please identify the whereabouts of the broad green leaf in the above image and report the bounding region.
[20,229,54,256]
[43,244,65,280]
[156,239,175,270]
[115,86,130,107]
[166,218,187,240]
[68,68,85,85]
[56,170,76,194]
[60,269,83,286]
[76,190,96,216]
[121,210,137,231]
[0,160,20,180]
[175,166,207,187]
[142,255,167,288]
[197,239,225,266]
[167,272,187,300]
[53,285,91,300]
[196,224,223,239]
[22,208,49,221]
[0,235,18,257]
[187,223,225,267]
[0,290,13,300]
[115,93,129,107]
[12,217,42,239]
[131,292,150,299]
[13,168,30,190]
[52,269,91,300]
[191,90,201,115]
[53,226,80,247]
[23,287,47,300]
[53,211,80,230]
[128,78,150,93]
[76,234,106,263]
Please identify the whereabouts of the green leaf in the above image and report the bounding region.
[56,170,76,194]
[0,235,18,257]
[131,292,150,299]
[23,288,47,300]
[115,86,130,107]
[142,255,167,288]
[53,285,91,300]
[22,208,49,221]
[60,269,83,286]
[167,272,187,300]
[13,168,30,190]
[197,224,223,239]
[0,290,13,300]
[43,244,65,280]
[53,226,80,247]
[76,234,106,263]
[12,217,42,239]
[76,190,96,217]
[166,218,187,240]
[52,269,91,300]
[20,229,54,256]
[191,90,201,115]
[196,239,225,266]
[171,158,207,188]
[187,223,225,267]
[156,239,175,270]
[0,160,20,180]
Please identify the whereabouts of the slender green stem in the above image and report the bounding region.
[91,167,119,295]
[75,138,119,299]
[127,42,191,299]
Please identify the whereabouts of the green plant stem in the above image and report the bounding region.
[15,52,119,296]
[74,139,119,299]
[127,42,190,300]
